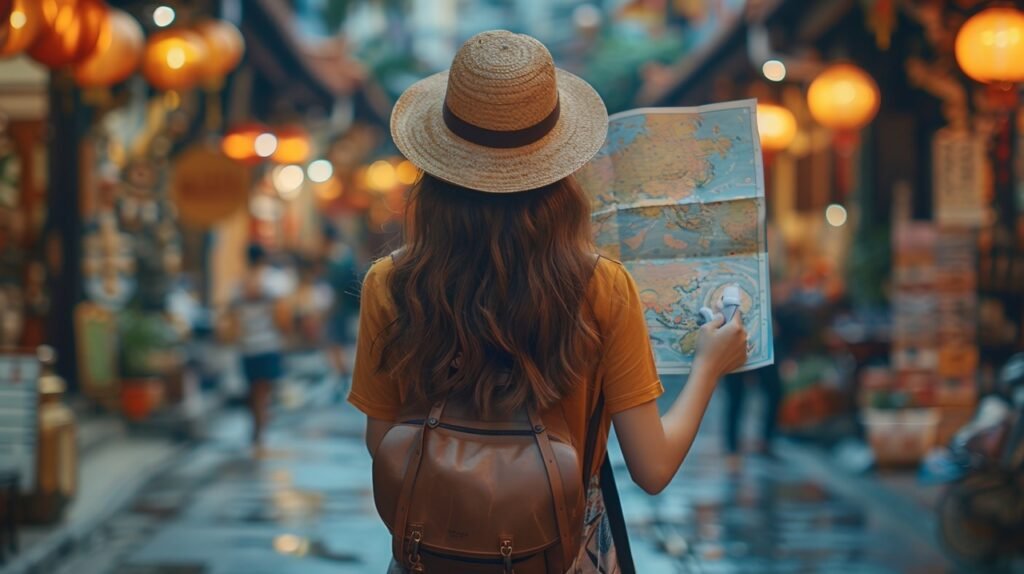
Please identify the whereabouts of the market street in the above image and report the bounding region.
[46,377,956,574]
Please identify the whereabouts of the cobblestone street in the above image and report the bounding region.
[42,377,958,574]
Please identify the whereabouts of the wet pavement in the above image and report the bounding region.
[50,377,959,574]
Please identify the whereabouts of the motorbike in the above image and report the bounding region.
[935,353,1024,568]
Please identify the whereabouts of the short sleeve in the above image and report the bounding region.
[598,263,664,414]
[347,260,402,420]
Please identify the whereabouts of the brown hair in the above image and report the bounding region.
[378,174,599,415]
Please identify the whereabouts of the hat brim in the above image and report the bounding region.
[390,69,609,194]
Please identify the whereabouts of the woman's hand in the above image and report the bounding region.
[694,311,748,379]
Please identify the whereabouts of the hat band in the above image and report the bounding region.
[442,99,560,149]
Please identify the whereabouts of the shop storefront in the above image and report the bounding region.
[641,0,1023,466]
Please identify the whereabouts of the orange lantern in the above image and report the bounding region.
[73,8,143,88]
[806,63,880,131]
[756,103,797,152]
[955,7,1024,84]
[222,122,266,165]
[141,28,208,91]
[271,125,312,164]
[193,19,244,85]
[29,0,108,68]
[0,0,44,57]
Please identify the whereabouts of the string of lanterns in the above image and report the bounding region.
[0,1,244,91]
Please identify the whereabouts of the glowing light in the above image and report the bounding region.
[396,160,419,185]
[756,103,797,152]
[153,6,175,28]
[10,10,27,30]
[254,133,278,158]
[825,203,848,227]
[166,46,185,69]
[955,7,1024,84]
[271,126,311,164]
[807,63,880,130]
[273,165,305,198]
[307,159,334,183]
[762,59,786,82]
[366,160,397,191]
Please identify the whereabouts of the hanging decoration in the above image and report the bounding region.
[954,6,1024,85]
[29,0,108,69]
[0,0,44,57]
[807,63,880,131]
[193,18,245,86]
[141,28,208,91]
[73,8,143,89]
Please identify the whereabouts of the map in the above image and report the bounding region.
[576,99,774,374]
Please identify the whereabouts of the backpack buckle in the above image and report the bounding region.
[408,529,424,572]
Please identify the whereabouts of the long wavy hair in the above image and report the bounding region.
[377,173,600,415]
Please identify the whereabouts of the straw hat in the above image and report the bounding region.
[390,30,608,194]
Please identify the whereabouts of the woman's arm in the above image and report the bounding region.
[612,312,747,494]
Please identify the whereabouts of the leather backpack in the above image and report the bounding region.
[372,393,602,573]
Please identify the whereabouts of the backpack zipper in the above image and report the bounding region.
[400,419,535,436]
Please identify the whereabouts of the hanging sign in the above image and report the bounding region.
[170,145,251,229]
[933,128,986,227]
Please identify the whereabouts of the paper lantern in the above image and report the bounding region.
[756,103,797,152]
[73,9,143,88]
[955,7,1024,84]
[28,0,108,68]
[807,63,880,131]
[221,122,266,165]
[193,19,244,84]
[141,28,207,91]
[271,125,312,164]
[0,0,44,57]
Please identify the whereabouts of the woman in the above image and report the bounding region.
[348,30,748,573]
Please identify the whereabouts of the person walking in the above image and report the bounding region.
[231,244,291,448]
[347,30,747,573]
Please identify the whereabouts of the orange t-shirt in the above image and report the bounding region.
[347,255,664,478]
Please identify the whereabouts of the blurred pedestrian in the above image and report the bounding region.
[722,363,783,467]
[229,244,292,448]
[348,30,747,574]
[322,226,360,386]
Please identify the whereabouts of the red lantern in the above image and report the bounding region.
[0,0,44,57]
[193,19,244,85]
[73,8,143,88]
[28,0,108,68]
[141,28,208,91]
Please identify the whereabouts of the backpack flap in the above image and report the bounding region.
[373,399,584,572]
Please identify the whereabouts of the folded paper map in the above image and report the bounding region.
[576,99,774,374]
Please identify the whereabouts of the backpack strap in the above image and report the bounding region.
[391,397,447,567]
[526,406,577,570]
[581,393,605,485]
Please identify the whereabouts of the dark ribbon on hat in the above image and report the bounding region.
[442,98,560,149]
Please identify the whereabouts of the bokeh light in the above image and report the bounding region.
[762,59,786,82]
[153,5,175,27]
[825,203,848,227]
